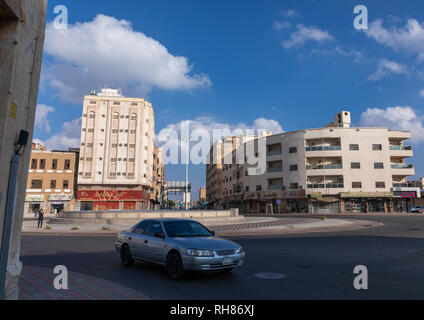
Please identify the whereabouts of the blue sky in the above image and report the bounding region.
[35,0,424,200]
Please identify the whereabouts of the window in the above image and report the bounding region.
[63,180,69,189]
[374,163,384,169]
[289,147,297,154]
[290,183,299,190]
[31,180,42,189]
[50,180,57,189]
[52,159,58,169]
[351,162,361,169]
[373,144,382,151]
[64,160,71,170]
[350,144,359,151]
[256,185,262,191]
[31,159,37,170]
[289,165,298,171]
[352,182,362,188]
[376,181,386,188]
[133,221,150,234]
[39,159,46,169]
[246,186,250,192]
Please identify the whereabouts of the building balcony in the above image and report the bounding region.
[267,150,283,156]
[391,164,415,176]
[306,164,343,170]
[307,183,344,189]
[268,185,283,191]
[267,167,283,173]
[389,146,413,158]
[305,146,341,152]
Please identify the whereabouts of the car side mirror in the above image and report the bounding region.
[210,231,216,236]
[154,232,165,239]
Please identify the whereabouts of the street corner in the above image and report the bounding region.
[19,266,149,300]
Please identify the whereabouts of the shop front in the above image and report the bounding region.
[282,189,308,213]
[309,193,340,214]
[243,192,262,213]
[77,190,150,211]
[25,195,45,215]
[393,188,421,213]
[48,194,73,214]
[340,192,394,213]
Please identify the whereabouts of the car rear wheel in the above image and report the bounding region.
[121,245,135,267]
[167,252,184,280]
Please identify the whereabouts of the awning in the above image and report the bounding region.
[311,197,340,203]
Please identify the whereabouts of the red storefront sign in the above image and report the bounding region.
[78,190,150,202]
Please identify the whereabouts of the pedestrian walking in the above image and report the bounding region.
[37,209,44,229]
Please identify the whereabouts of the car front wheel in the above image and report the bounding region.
[121,244,135,267]
[167,252,184,280]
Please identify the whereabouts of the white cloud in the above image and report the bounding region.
[365,18,424,59]
[43,14,211,103]
[368,59,409,81]
[311,46,363,63]
[35,104,55,133]
[273,21,292,31]
[157,116,284,146]
[360,106,424,143]
[280,9,299,18]
[282,24,333,49]
[39,118,82,151]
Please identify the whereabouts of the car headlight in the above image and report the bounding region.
[186,249,214,257]
[237,247,244,254]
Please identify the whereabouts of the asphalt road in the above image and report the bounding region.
[20,215,424,299]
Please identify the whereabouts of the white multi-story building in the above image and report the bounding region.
[77,89,155,211]
[208,111,417,214]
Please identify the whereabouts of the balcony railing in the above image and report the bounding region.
[305,146,341,152]
[392,183,420,188]
[390,146,412,151]
[306,164,343,170]
[307,183,344,189]
[267,150,283,156]
[391,164,414,169]
[269,185,283,190]
[268,167,283,173]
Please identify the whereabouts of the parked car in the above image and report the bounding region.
[115,218,245,280]
[411,206,424,213]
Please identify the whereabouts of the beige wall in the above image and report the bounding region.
[0,0,47,299]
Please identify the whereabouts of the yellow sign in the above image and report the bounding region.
[10,102,18,119]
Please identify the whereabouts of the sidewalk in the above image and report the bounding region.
[19,266,148,300]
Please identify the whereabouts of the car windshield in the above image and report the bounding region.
[164,221,212,238]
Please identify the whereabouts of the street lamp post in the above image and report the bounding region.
[182,137,193,211]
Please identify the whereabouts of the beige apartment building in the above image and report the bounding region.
[151,145,166,208]
[25,143,78,214]
[77,88,155,211]
[207,111,417,214]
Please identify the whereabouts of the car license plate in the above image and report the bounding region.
[223,258,234,265]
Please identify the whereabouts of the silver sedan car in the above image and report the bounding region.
[115,218,245,280]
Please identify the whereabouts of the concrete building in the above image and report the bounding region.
[77,88,155,211]
[199,188,207,203]
[25,142,78,215]
[206,132,271,209]
[0,0,47,299]
[207,111,417,214]
[151,145,166,208]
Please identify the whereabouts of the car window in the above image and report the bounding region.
[146,222,163,237]
[133,221,151,234]
[164,221,212,237]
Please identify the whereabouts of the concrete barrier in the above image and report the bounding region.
[58,209,236,220]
